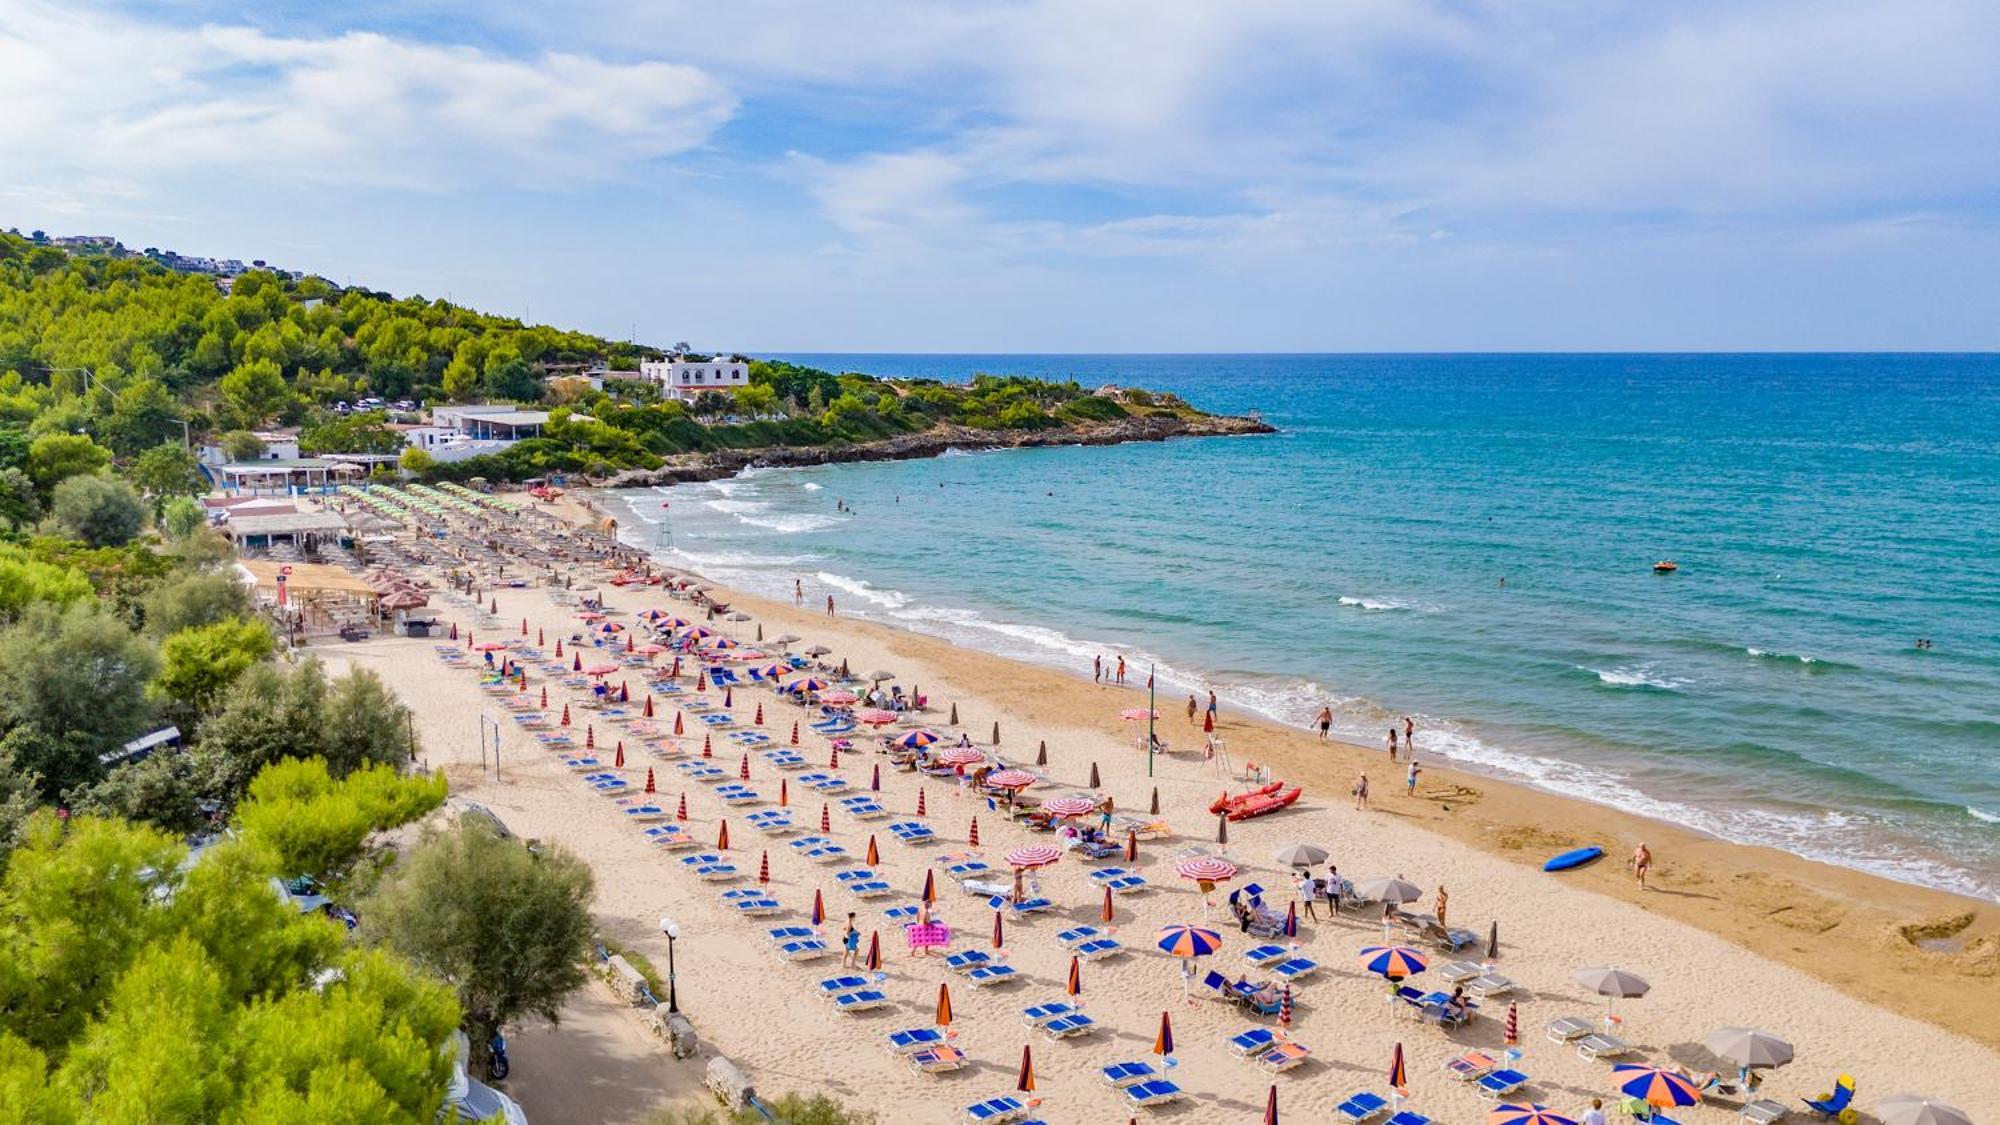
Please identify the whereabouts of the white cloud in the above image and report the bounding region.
[0,2,736,194]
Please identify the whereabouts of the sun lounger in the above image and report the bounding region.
[817,975,871,996]
[946,860,992,878]
[967,965,1019,986]
[1102,875,1149,893]
[778,939,830,961]
[620,804,668,821]
[1337,1092,1391,1124]
[1043,1013,1096,1039]
[768,925,815,942]
[747,810,795,833]
[884,905,920,921]
[1270,957,1320,982]
[1475,1068,1529,1097]
[1387,1112,1433,1125]
[1255,1041,1311,1073]
[1124,1080,1185,1109]
[1575,1034,1632,1060]
[887,1027,945,1054]
[832,989,889,1013]
[946,950,992,973]
[985,895,1052,914]
[1101,1061,1157,1088]
[1466,973,1513,997]
[1243,944,1287,967]
[964,1096,1028,1123]
[1444,1051,1499,1081]
[1055,926,1101,946]
[1022,1002,1075,1025]
[909,1046,967,1074]
[731,897,781,916]
[843,801,889,819]
[1074,938,1122,960]
[851,880,893,897]
[1547,1016,1595,1041]
[1437,960,1485,984]
[962,879,1010,897]
[835,868,877,884]
[1227,1028,1277,1057]
[642,825,695,848]
[1742,1101,1788,1125]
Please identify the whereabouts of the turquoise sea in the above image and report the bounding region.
[607,354,2000,900]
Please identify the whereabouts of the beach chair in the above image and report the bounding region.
[779,939,829,961]
[748,810,795,834]
[620,804,668,822]
[851,880,893,897]
[1743,1102,1788,1125]
[1576,1034,1633,1060]
[731,897,781,916]
[767,926,815,942]
[717,788,762,806]
[947,860,993,879]
[1055,926,1101,947]
[1437,960,1485,984]
[1021,1002,1074,1025]
[967,965,1019,987]
[1123,1080,1185,1110]
[1337,1092,1390,1124]
[1426,922,1482,952]
[817,975,870,997]
[1466,973,1513,997]
[1803,1075,1855,1120]
[1243,944,1288,967]
[946,950,992,973]
[1074,938,1123,960]
[1043,1013,1096,1040]
[1227,1027,1277,1057]
[908,1046,967,1074]
[832,989,889,1013]
[1102,874,1150,893]
[962,879,1010,898]
[964,1096,1028,1123]
[835,868,877,884]
[1387,1113,1432,1125]
[987,895,1052,915]
[1444,1051,1499,1081]
[887,1027,945,1055]
[1270,957,1320,982]
[1100,1061,1156,1088]
[592,779,633,797]
[1476,1068,1529,1098]
[1255,1041,1311,1073]
[695,863,738,881]
[642,825,696,849]
[1547,1016,1595,1042]
[884,904,920,921]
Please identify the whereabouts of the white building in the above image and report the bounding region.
[408,405,555,464]
[639,357,749,402]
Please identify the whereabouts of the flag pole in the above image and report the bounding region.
[1147,663,1156,778]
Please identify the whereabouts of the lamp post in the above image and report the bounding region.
[659,916,681,1013]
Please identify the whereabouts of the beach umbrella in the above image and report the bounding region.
[1153,1011,1174,1056]
[1155,925,1223,958]
[1127,831,1138,861]
[626,633,635,653]
[870,763,881,791]
[450,622,458,640]
[789,676,830,695]
[1217,813,1229,844]
[702,734,712,757]
[540,686,549,709]
[935,747,985,768]
[1488,920,1500,959]
[717,820,730,849]
[917,789,928,817]
[987,769,1035,790]
[867,669,895,683]
[475,642,508,653]
[821,690,857,705]
[611,740,622,766]
[710,637,740,651]
[892,729,942,749]
[754,703,764,725]
[991,721,1001,745]
[489,597,498,613]
[670,656,682,677]
[676,793,687,820]
[1005,845,1062,869]
[1354,875,1424,904]
[640,643,668,657]
[790,721,800,745]
[1066,954,1082,997]
[866,931,882,972]
[538,627,546,646]
[1489,1107,1577,1125]
[858,709,898,726]
[1877,1096,1974,1125]
[738,753,750,780]
[674,713,685,735]
[724,687,734,708]
[1087,762,1101,787]
[866,835,880,866]
[619,681,631,703]
[1204,711,1214,733]
[1283,901,1297,938]
[811,889,825,926]
[560,704,572,726]
[1574,966,1651,1019]
[643,695,654,718]
[586,725,595,749]
[1272,842,1329,868]
[968,816,980,846]
[1505,1001,1519,1045]
[1390,1042,1407,1094]
[820,803,831,832]
[1041,796,1099,819]
[936,983,953,1027]
[1612,1065,1702,1108]
[779,778,789,806]
[1102,885,1115,922]
[805,644,832,656]
[828,746,840,769]
[572,652,583,671]
[992,909,1004,949]
[1279,984,1292,1027]
[697,671,707,691]
[1703,1028,1794,1070]
[774,633,800,647]
[644,767,655,794]
[1265,1085,1279,1125]
[1359,945,1430,980]
[1150,787,1160,815]
[758,850,769,883]
[920,868,936,904]
[1175,856,1238,886]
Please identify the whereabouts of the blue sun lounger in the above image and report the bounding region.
[964,1096,1027,1123]
[835,868,878,884]
[1337,1092,1390,1123]
[1228,1027,1276,1057]
[731,896,780,916]
[767,926,815,942]
[747,810,795,833]
[779,939,829,961]
[1074,937,1123,960]
[945,950,992,973]
[887,1027,945,1054]
[1055,926,1102,946]
[1043,1013,1096,1039]
[817,975,870,996]
[1100,1061,1157,1088]
[1021,1002,1074,1025]
[1123,1079,1184,1109]
[1476,1068,1529,1097]
[1388,1113,1433,1125]
[832,989,888,1012]
[1270,957,1320,981]
[1243,944,1287,966]
[968,964,1020,986]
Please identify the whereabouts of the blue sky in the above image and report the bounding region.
[3,0,1998,351]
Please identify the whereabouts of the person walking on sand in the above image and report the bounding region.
[1186,694,1198,725]
[1314,705,1332,740]
[1206,690,1218,721]
[826,594,836,618]
[841,913,860,968]
[1405,758,1421,796]
[794,578,804,606]
[1353,773,1370,810]
[1296,871,1320,921]
[1630,842,1652,889]
[1433,885,1449,927]
[1387,727,1398,762]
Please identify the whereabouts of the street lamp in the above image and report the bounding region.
[658,916,681,1013]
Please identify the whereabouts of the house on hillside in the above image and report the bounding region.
[638,356,749,402]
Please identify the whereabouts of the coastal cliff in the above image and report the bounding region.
[592,410,1274,487]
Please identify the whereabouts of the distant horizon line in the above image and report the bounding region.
[753,349,2000,358]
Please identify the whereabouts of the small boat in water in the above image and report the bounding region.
[1653,560,1678,573]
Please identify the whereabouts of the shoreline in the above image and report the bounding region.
[581,490,2000,1052]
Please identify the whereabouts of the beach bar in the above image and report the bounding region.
[236,559,381,636]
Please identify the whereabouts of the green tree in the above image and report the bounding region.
[0,604,158,794]
[482,345,540,401]
[100,379,184,456]
[50,474,147,547]
[398,446,435,475]
[733,383,778,418]
[159,496,206,542]
[65,751,203,836]
[366,818,594,1069]
[220,359,290,426]
[322,668,411,776]
[220,430,267,461]
[126,442,205,504]
[141,569,251,638]
[235,758,444,879]
[0,545,94,619]
[441,355,481,402]
[0,733,41,861]
[25,433,110,497]
[0,468,37,530]
[150,617,274,718]
[189,661,326,804]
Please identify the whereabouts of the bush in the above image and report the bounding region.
[49,475,146,547]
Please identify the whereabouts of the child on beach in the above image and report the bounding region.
[842,913,860,967]
[1353,773,1370,810]
[1406,759,1421,796]
[1387,727,1398,761]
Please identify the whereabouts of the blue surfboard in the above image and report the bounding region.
[1543,846,1604,872]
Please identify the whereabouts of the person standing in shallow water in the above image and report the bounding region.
[1387,727,1398,761]
[1314,706,1332,740]
[826,594,836,618]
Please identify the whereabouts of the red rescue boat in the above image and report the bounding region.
[1208,781,1303,821]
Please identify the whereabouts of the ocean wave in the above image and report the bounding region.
[1337,595,1441,613]
[702,498,840,534]
[667,547,821,569]
[817,571,910,609]
[1587,664,1689,691]
[1746,647,1844,670]
[704,498,771,515]
[802,482,823,491]
[1970,806,2000,825]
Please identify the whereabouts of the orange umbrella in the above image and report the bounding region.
[717,820,730,850]
[1154,1011,1174,1056]
[1017,1044,1035,1093]
[779,778,789,807]
[674,713,684,735]
[921,869,937,904]
[866,835,880,866]
[1102,884,1115,922]
[1066,955,1082,997]
[936,982,953,1027]
[1390,1042,1407,1094]
[811,889,825,925]
[643,695,654,718]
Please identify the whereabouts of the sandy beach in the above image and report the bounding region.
[314,492,1999,1124]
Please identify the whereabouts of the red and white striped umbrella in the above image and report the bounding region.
[857,709,899,725]
[1175,857,1240,883]
[820,690,859,705]
[1004,845,1063,870]
[1040,796,1100,818]
[986,769,1037,789]
[934,747,986,767]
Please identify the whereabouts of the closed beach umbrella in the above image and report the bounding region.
[723,687,734,707]
[758,850,769,884]
[739,753,750,780]
[1877,1096,1974,1125]
[1156,925,1224,958]
[676,792,687,820]
[920,869,936,904]
[1489,1107,1578,1125]
[789,721,799,744]
[1703,1028,1794,1070]
[992,909,1004,949]
[969,816,980,846]
[1505,1001,1519,1046]
[702,733,712,757]
[779,778,788,806]
[1216,813,1229,844]
[1088,762,1100,788]
[611,741,622,767]
[1017,1044,1035,1093]
[936,983,953,1027]
[643,695,654,717]
[644,767,655,794]
[1272,842,1329,868]
[572,652,582,671]
[1278,984,1292,1027]
[1126,830,1139,862]
[1359,944,1430,980]
[866,931,882,972]
[1154,1011,1174,1056]
[540,686,549,709]
[674,713,684,735]
[1102,885,1115,922]
[871,763,881,791]
[810,889,825,926]
[1614,1066,1702,1108]
[1283,901,1297,938]
[1390,1042,1407,1093]
[917,789,928,817]
[866,835,880,866]
[1265,1085,1279,1125]
[716,820,729,850]
[560,703,571,726]
[586,725,595,749]
[1354,875,1423,904]
[1037,740,1047,765]
[1066,955,1082,997]
[820,803,831,832]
